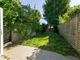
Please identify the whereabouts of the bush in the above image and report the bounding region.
[59,5,80,24]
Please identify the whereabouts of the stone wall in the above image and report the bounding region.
[58,16,80,53]
[11,31,24,43]
[4,27,24,43]
[3,27,10,43]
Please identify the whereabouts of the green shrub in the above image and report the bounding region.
[59,5,80,24]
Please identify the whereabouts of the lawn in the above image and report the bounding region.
[22,33,79,56]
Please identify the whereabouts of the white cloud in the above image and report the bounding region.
[70,0,80,7]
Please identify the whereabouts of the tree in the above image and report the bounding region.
[0,0,22,41]
[30,9,41,32]
[19,5,41,36]
[43,0,70,33]
[23,5,41,33]
[41,24,48,33]
[0,0,21,28]
[0,0,41,41]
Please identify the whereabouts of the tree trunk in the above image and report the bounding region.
[53,25,59,33]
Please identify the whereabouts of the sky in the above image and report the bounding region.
[70,0,80,6]
[19,0,80,24]
[19,0,45,17]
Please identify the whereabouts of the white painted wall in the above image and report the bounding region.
[0,8,3,55]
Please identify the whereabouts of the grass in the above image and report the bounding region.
[22,33,79,56]
[22,34,49,47]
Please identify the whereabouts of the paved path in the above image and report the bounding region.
[3,45,80,60]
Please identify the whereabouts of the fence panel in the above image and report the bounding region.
[58,16,80,53]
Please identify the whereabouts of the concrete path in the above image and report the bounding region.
[3,45,80,60]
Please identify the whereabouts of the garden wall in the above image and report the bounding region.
[4,27,10,43]
[4,27,24,43]
[58,16,80,53]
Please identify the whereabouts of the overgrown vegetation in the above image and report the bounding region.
[1,0,80,57]
[43,0,70,33]
[22,33,79,56]
[59,5,80,24]
[0,0,41,41]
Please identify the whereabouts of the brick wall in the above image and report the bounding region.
[58,16,80,53]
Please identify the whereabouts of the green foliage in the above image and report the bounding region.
[22,34,49,47]
[43,0,70,33]
[41,24,48,33]
[17,5,41,35]
[59,11,70,23]
[0,0,21,30]
[59,5,80,24]
[68,5,80,18]
[0,0,41,35]
[22,33,78,56]
[26,8,41,32]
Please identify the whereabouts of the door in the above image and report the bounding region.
[0,8,3,55]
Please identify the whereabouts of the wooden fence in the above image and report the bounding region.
[58,16,80,53]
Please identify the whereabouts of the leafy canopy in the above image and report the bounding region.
[0,0,41,35]
[43,0,70,33]
[59,5,80,24]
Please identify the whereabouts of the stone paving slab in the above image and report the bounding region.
[3,45,80,60]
